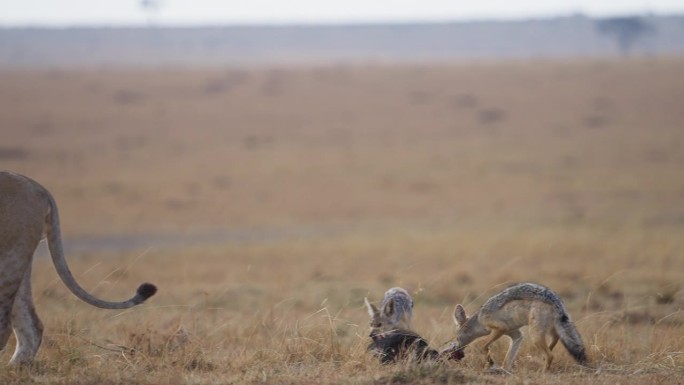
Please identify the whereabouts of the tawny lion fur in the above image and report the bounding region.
[0,171,156,365]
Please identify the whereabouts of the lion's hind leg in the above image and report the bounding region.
[0,252,29,357]
[0,308,12,354]
[9,264,43,365]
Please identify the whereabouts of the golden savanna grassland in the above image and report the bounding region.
[1,58,683,384]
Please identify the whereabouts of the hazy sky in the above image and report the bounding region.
[1,0,683,26]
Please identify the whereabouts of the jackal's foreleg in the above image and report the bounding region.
[481,329,505,369]
[503,329,523,371]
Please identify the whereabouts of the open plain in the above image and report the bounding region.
[1,57,684,384]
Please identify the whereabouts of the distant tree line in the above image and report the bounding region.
[596,16,654,56]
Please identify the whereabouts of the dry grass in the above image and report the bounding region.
[1,57,683,383]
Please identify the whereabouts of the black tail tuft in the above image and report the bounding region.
[559,336,588,365]
[558,317,588,366]
[136,283,158,301]
[575,349,588,366]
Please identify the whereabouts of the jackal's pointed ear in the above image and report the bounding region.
[453,304,467,326]
[383,298,396,318]
[365,298,379,318]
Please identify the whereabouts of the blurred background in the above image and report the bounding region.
[2,0,684,285]
[2,1,683,244]
[1,1,684,67]
[2,0,684,295]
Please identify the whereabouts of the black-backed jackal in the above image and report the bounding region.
[364,287,414,337]
[441,282,587,371]
[364,287,444,363]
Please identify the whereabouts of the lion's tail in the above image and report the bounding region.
[45,192,156,309]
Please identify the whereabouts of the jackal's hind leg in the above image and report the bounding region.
[530,328,553,371]
[548,329,559,351]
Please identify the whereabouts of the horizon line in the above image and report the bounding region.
[1,10,681,30]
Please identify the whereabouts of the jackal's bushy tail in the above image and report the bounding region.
[556,314,587,365]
